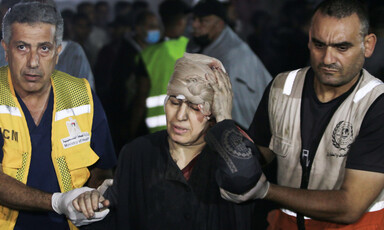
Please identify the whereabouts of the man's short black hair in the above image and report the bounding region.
[192,0,227,23]
[159,0,191,28]
[133,10,155,28]
[314,0,369,36]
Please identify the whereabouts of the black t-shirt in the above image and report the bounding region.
[249,69,384,173]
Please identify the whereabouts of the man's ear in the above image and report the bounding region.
[364,33,377,58]
[1,40,9,62]
[55,44,62,64]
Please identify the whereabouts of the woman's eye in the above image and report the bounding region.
[189,104,200,111]
[169,98,180,105]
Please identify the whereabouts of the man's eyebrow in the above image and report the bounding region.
[311,37,325,45]
[311,37,353,47]
[14,40,29,45]
[38,41,54,47]
[332,41,353,48]
[13,41,54,47]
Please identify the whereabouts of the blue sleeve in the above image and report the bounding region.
[91,90,117,169]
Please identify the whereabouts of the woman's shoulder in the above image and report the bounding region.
[119,130,168,156]
[132,130,167,145]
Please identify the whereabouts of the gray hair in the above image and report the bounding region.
[2,1,64,45]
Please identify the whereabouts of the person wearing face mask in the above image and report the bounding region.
[135,0,191,134]
[187,0,272,130]
[69,53,260,230]
[92,9,160,153]
[145,28,161,44]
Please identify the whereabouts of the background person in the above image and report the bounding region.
[94,9,160,153]
[138,0,191,133]
[187,0,272,130]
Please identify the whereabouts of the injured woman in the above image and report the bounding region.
[71,53,264,230]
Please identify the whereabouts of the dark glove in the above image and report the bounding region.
[205,120,263,194]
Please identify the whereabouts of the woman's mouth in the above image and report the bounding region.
[173,125,188,134]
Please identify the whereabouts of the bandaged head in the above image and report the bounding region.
[166,53,226,118]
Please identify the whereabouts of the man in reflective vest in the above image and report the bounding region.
[0,2,116,229]
[139,0,191,133]
[218,0,384,229]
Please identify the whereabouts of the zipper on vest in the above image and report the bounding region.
[296,149,311,230]
[300,149,311,188]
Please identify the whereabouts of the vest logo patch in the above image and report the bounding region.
[61,118,90,149]
[223,128,253,159]
[0,127,18,142]
[331,121,353,154]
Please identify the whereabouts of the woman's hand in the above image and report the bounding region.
[72,190,109,219]
[206,67,233,122]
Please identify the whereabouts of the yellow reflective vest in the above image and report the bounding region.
[0,66,99,230]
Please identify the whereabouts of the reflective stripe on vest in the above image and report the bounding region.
[283,68,300,95]
[0,105,21,116]
[145,94,167,129]
[281,200,384,219]
[146,114,167,129]
[141,36,189,133]
[55,104,91,121]
[146,94,167,108]
[283,69,384,102]
[353,79,383,103]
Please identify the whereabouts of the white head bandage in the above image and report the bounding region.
[166,53,226,116]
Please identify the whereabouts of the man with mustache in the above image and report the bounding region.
[218,0,384,229]
[0,2,116,229]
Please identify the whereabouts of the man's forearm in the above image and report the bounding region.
[265,169,384,224]
[266,184,360,224]
[0,172,52,211]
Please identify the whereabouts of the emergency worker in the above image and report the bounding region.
[0,2,116,229]
[139,0,191,133]
[218,0,384,229]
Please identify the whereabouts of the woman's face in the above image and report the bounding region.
[165,95,210,146]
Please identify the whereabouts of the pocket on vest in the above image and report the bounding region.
[2,148,27,181]
[57,148,99,189]
[270,135,292,158]
[2,147,23,169]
